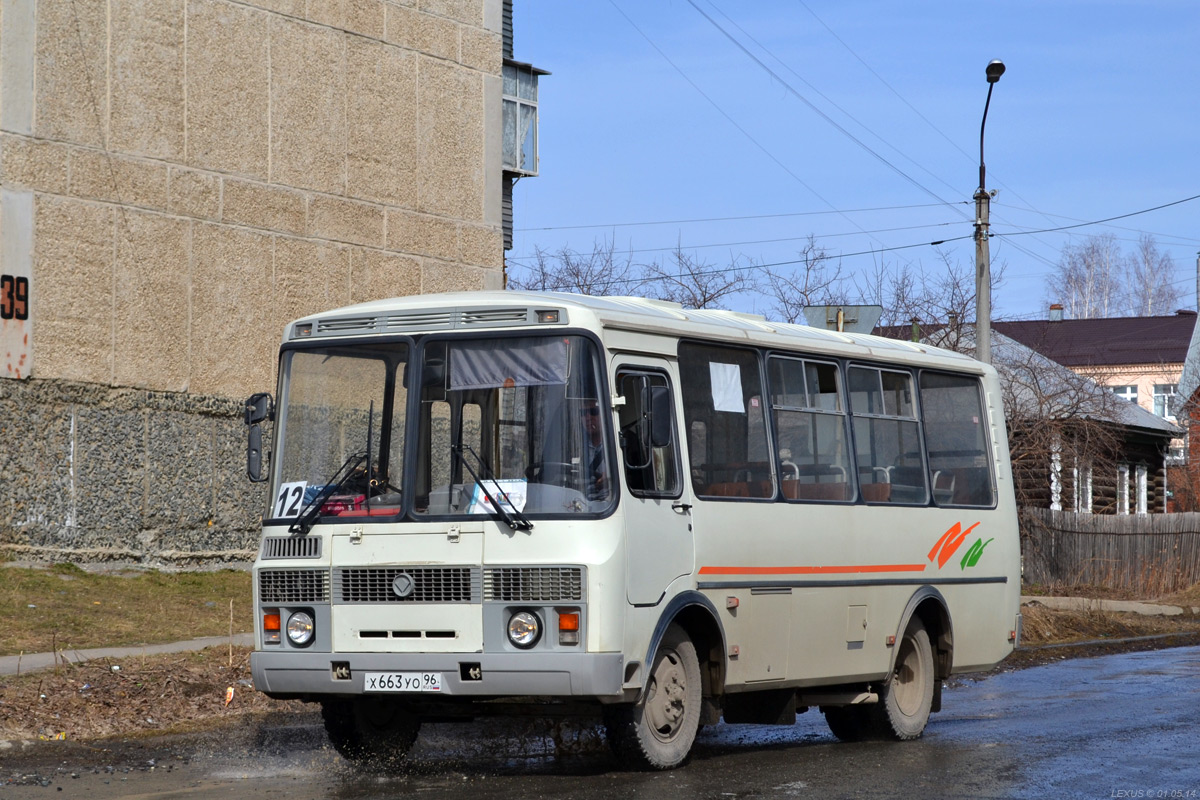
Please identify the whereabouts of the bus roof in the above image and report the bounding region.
[287,291,986,374]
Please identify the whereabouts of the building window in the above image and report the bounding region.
[1153,384,1177,419]
[503,61,544,176]
[1110,385,1138,404]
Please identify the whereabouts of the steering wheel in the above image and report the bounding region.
[525,461,577,486]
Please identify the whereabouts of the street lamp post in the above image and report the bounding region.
[975,59,1005,364]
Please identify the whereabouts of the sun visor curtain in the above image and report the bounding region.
[449,338,569,390]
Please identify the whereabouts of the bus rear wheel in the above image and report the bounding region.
[605,624,701,769]
[875,618,935,740]
[321,697,421,764]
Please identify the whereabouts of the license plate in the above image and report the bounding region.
[363,672,442,692]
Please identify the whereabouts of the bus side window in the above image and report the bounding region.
[617,371,681,498]
[849,366,928,505]
[768,356,852,503]
[919,371,996,507]
[678,342,774,500]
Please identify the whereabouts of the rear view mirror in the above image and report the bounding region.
[244,393,274,483]
[649,385,673,448]
[245,393,273,425]
[247,424,266,483]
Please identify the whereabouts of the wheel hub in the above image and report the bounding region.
[646,651,687,740]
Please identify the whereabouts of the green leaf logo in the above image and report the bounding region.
[959,537,994,570]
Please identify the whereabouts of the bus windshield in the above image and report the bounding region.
[268,342,409,522]
[413,334,615,518]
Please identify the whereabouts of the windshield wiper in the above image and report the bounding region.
[452,444,533,531]
[289,449,368,535]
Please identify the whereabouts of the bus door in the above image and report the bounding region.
[614,363,694,606]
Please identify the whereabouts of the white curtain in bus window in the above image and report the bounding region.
[449,338,568,390]
[709,362,745,413]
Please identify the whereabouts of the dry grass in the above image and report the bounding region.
[0,645,304,742]
[1019,601,1200,647]
[0,564,252,656]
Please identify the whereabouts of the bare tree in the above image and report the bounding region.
[1125,233,1180,316]
[1047,233,1124,319]
[506,239,640,296]
[994,340,1125,510]
[850,251,1001,353]
[1046,233,1181,319]
[641,246,756,310]
[759,236,849,323]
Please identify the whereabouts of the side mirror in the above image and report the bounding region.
[247,424,267,483]
[245,393,273,425]
[649,385,673,448]
[245,393,273,483]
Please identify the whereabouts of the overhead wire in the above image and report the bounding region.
[515,202,955,232]
[684,0,964,216]
[606,0,888,248]
[705,0,969,213]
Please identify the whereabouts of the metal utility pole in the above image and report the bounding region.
[975,59,1005,364]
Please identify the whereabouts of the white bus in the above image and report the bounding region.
[244,291,1021,769]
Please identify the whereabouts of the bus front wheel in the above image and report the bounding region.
[321,698,421,763]
[876,618,935,740]
[605,624,701,769]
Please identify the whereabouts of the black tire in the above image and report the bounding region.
[822,705,875,742]
[873,618,935,740]
[605,624,701,770]
[321,698,421,764]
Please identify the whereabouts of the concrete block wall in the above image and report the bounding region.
[0,0,505,562]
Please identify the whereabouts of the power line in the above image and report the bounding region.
[703,0,969,217]
[515,202,954,232]
[996,193,1200,238]
[606,0,885,246]
[510,220,964,262]
[507,233,975,288]
[684,0,963,215]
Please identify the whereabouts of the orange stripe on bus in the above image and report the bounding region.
[698,564,928,576]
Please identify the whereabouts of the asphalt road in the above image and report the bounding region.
[4,646,1200,799]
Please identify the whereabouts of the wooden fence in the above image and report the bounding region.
[1021,508,1200,595]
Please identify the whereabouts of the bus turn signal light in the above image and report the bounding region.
[263,611,281,644]
[557,610,579,645]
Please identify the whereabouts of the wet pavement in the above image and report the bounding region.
[4,646,1200,799]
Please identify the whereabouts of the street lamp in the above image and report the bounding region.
[975,59,1004,364]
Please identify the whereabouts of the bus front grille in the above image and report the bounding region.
[333,567,482,604]
[261,536,322,560]
[258,568,330,604]
[483,567,585,602]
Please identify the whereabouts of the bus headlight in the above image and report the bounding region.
[507,611,541,648]
[286,611,315,646]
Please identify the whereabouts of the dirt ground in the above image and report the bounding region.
[0,646,307,744]
[4,602,1200,745]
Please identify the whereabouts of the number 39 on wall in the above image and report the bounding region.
[0,274,29,321]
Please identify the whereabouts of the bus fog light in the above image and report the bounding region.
[507,611,541,648]
[286,611,315,646]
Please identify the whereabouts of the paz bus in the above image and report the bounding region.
[243,290,1021,769]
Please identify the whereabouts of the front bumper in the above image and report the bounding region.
[252,650,625,698]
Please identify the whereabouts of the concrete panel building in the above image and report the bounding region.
[0,0,528,563]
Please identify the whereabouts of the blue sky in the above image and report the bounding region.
[507,1,1200,321]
